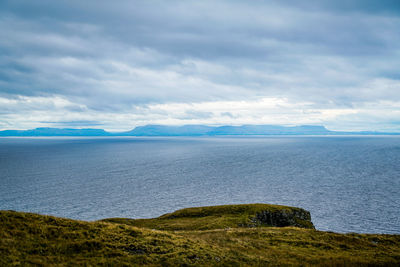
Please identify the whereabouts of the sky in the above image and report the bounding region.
[0,0,400,132]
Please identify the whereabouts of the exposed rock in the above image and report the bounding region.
[251,208,314,229]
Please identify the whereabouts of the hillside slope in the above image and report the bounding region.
[1,204,400,266]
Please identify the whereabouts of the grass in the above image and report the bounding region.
[102,203,315,230]
[1,204,400,266]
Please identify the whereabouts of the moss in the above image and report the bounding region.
[1,206,400,266]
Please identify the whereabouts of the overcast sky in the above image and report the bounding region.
[1,0,400,131]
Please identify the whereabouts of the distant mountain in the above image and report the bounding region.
[0,127,111,136]
[0,125,398,136]
[123,125,214,136]
[208,125,331,135]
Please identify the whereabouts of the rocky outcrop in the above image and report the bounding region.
[251,208,314,229]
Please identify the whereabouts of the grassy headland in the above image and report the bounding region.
[1,204,400,266]
[101,203,315,231]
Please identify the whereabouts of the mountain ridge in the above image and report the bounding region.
[0,125,398,136]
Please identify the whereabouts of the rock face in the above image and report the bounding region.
[251,208,314,229]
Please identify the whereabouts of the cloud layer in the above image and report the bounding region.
[1,0,400,131]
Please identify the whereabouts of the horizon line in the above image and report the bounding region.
[1,124,400,135]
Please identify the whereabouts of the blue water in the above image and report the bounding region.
[0,136,399,234]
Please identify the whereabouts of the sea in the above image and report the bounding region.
[0,136,399,234]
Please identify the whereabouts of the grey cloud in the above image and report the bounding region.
[181,110,214,120]
[285,0,400,15]
[40,120,104,127]
[0,0,399,130]
[221,112,237,119]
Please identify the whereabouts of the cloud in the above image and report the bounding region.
[2,95,399,132]
[0,0,399,131]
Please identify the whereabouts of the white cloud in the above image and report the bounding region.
[2,95,399,132]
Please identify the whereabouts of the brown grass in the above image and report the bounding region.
[1,205,399,266]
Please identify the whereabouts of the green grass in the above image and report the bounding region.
[102,203,315,230]
[1,204,400,266]
[0,210,222,266]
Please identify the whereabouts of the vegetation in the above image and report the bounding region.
[1,204,400,266]
[102,203,315,230]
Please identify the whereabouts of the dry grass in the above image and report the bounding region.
[1,205,400,266]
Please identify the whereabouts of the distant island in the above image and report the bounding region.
[1,125,399,136]
[1,203,400,265]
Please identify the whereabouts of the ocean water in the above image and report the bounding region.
[0,136,399,234]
